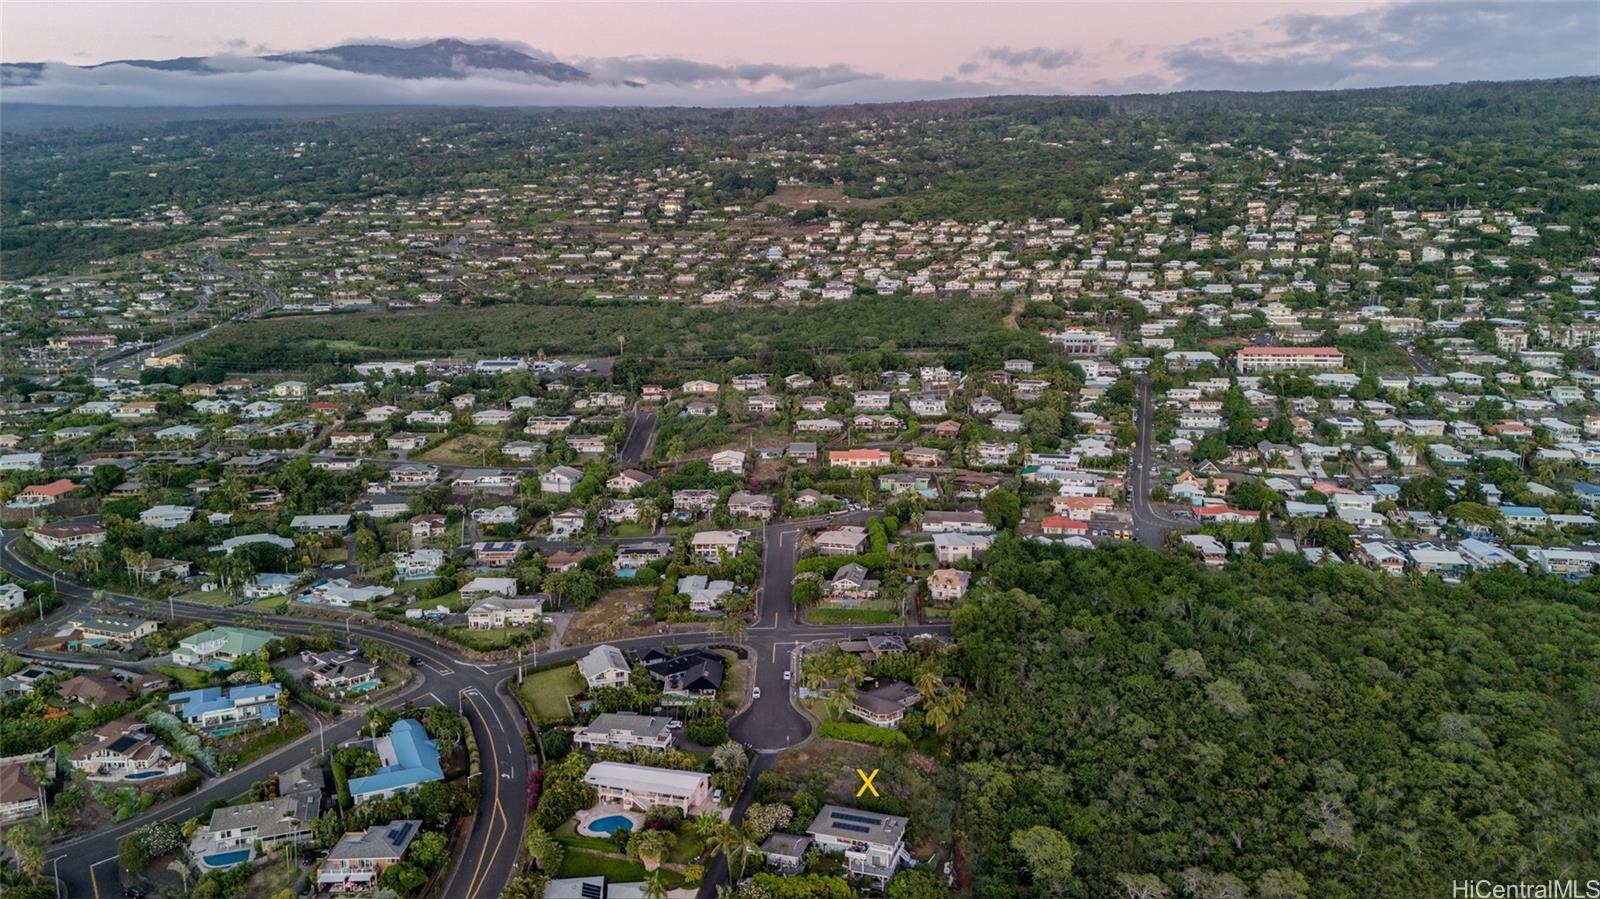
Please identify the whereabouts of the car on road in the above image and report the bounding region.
[783,670,792,681]
[752,687,762,700]
[667,719,682,729]
[408,656,421,666]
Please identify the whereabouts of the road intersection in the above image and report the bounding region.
[2,510,948,898]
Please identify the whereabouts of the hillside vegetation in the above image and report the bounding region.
[950,539,1600,898]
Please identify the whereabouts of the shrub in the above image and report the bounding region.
[817,721,910,748]
[684,716,728,746]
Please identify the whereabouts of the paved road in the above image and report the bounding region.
[3,510,948,897]
[618,406,658,465]
[1129,376,1186,548]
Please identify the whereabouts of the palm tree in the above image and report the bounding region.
[717,612,748,642]
[705,822,758,880]
[913,666,942,698]
[825,683,856,721]
[523,825,556,871]
[924,698,951,732]
[691,811,723,842]
[508,631,534,684]
[166,859,190,894]
[641,870,671,899]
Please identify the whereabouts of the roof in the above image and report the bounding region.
[180,626,277,656]
[1237,346,1342,356]
[577,713,672,742]
[808,804,907,847]
[579,644,629,681]
[348,719,443,798]
[582,761,710,798]
[0,763,39,805]
[204,793,320,837]
[326,819,421,862]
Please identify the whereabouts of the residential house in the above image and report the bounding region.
[466,596,546,630]
[849,682,921,728]
[168,683,283,729]
[315,820,422,890]
[582,762,711,814]
[347,720,444,803]
[172,626,277,668]
[926,569,970,603]
[578,645,631,689]
[807,805,910,884]
[572,713,673,752]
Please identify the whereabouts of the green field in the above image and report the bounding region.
[518,664,584,723]
[554,849,650,882]
[191,296,1017,372]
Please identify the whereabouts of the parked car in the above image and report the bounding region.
[752,687,762,700]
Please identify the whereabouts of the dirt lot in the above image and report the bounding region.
[563,587,660,644]
[773,738,887,796]
[761,185,893,211]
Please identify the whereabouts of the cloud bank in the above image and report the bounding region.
[1,2,1594,107]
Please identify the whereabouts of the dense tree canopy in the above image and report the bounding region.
[949,538,1600,898]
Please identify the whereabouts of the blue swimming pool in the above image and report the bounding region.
[588,815,634,835]
[203,849,252,868]
[124,769,166,780]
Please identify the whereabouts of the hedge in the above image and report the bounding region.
[817,721,911,748]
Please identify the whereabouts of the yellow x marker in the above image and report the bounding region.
[856,768,880,798]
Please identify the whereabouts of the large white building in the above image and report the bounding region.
[581,761,711,814]
[807,804,911,883]
[1234,346,1345,373]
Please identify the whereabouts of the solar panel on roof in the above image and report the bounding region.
[581,886,603,899]
[831,811,883,825]
[833,822,873,834]
[392,821,414,843]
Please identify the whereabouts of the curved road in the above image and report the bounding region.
[3,513,947,897]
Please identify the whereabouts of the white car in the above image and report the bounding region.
[752,687,762,700]
[783,670,792,681]
[667,719,682,730]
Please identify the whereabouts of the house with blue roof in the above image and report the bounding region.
[1500,505,1550,531]
[1572,482,1600,510]
[168,683,283,729]
[348,719,443,803]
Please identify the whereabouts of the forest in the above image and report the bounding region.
[948,538,1600,898]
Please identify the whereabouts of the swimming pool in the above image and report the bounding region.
[124,769,167,780]
[588,815,634,835]
[202,849,252,868]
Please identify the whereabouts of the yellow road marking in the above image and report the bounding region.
[463,691,509,899]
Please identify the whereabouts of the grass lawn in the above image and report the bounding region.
[175,589,240,607]
[556,849,649,882]
[803,607,903,625]
[152,665,211,688]
[518,664,584,723]
[247,595,291,612]
[418,434,503,465]
[607,522,656,538]
[442,625,527,651]
[714,649,747,703]
[553,820,622,852]
[402,589,463,612]
[666,829,705,865]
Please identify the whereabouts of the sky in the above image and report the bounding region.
[1,1,1596,106]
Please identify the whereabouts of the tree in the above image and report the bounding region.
[5,823,45,878]
[166,859,192,894]
[408,831,449,872]
[523,826,557,871]
[626,828,676,871]
[887,868,950,899]
[982,488,1022,531]
[378,861,427,895]
[509,630,534,684]
[1010,826,1076,892]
